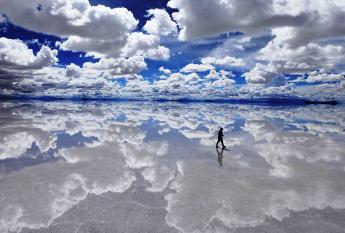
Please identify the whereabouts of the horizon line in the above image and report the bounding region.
[0,95,342,106]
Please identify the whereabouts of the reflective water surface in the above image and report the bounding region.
[1,101,345,233]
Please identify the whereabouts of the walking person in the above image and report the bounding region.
[216,127,226,148]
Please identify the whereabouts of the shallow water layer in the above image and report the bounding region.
[1,101,345,233]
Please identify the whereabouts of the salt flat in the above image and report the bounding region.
[1,101,345,233]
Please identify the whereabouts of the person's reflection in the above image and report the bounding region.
[216,147,224,167]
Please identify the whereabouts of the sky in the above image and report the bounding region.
[0,0,345,101]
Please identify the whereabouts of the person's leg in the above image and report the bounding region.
[221,139,225,148]
[216,139,220,147]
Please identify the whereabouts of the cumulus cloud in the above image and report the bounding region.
[209,77,236,88]
[59,32,170,60]
[8,64,123,98]
[168,0,345,46]
[201,56,245,67]
[168,0,309,41]
[205,69,233,80]
[257,39,345,74]
[205,70,236,90]
[243,33,345,85]
[0,1,175,100]
[1,0,345,101]
[153,72,202,95]
[0,37,59,93]
[58,36,126,58]
[120,32,170,60]
[143,9,177,36]
[159,66,172,75]
[271,0,345,48]
[294,71,345,83]
[242,63,277,84]
[120,75,152,94]
[0,0,170,88]
[180,63,214,73]
[165,0,345,98]
[0,0,138,40]
[295,81,345,101]
[0,37,58,71]
[205,69,219,80]
[83,56,147,75]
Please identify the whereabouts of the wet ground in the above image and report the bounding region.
[1,101,345,233]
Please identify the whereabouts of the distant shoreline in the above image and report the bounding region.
[0,95,342,106]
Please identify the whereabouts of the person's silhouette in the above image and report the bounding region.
[216,147,224,166]
[216,127,225,148]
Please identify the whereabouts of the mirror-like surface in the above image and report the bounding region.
[1,101,345,233]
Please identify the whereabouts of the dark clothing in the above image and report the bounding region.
[216,138,225,148]
[216,129,225,148]
[217,130,224,140]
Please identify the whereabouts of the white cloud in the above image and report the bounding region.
[180,63,214,73]
[83,56,147,75]
[257,38,345,74]
[270,0,345,47]
[295,72,345,83]
[0,0,138,40]
[153,72,202,95]
[0,37,58,70]
[120,75,152,94]
[209,77,236,88]
[159,66,172,75]
[242,63,277,84]
[1,0,345,101]
[143,9,177,36]
[166,0,345,97]
[0,1,174,96]
[205,69,219,80]
[10,65,123,97]
[205,69,233,80]
[168,0,308,41]
[242,31,345,86]
[59,36,126,58]
[0,0,171,70]
[201,56,245,67]
[120,32,170,60]
[168,0,345,47]
[295,82,345,101]
[59,32,170,61]
[237,82,296,99]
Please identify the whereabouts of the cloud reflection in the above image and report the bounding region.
[0,101,345,233]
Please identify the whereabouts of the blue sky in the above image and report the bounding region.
[0,0,345,100]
